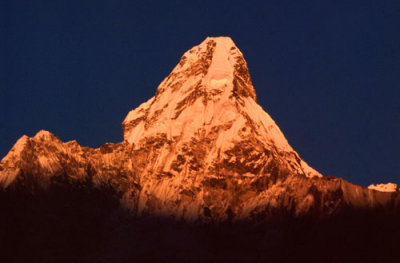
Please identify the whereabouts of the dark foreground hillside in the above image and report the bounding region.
[0,176,399,263]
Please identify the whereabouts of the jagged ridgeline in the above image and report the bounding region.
[1,37,399,262]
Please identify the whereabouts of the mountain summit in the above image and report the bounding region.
[0,37,398,222]
[122,37,320,180]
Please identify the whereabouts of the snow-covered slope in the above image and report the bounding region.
[368,183,398,192]
[1,37,399,222]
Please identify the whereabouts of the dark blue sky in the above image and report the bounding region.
[2,1,399,186]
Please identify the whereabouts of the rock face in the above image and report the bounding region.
[1,37,399,223]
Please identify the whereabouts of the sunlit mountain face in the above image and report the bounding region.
[1,37,399,263]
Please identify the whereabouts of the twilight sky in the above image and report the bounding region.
[2,1,399,186]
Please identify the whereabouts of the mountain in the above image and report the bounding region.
[1,37,399,262]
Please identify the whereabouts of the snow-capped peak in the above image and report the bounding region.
[34,130,54,140]
[0,135,29,187]
[368,183,398,192]
[122,37,321,178]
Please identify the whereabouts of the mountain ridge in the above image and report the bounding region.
[1,37,399,222]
